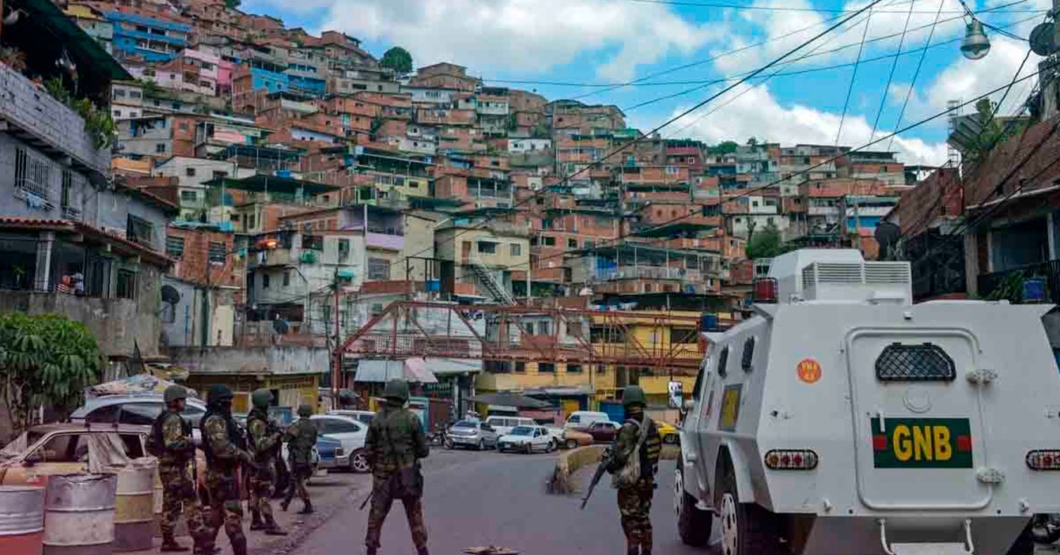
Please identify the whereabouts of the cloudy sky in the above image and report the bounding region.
[242,0,1054,165]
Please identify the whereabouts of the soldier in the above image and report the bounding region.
[364,379,430,555]
[246,389,287,536]
[152,385,209,554]
[606,386,662,555]
[200,385,255,555]
[280,404,317,514]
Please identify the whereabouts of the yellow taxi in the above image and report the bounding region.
[656,421,680,444]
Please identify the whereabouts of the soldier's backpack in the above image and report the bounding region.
[611,417,652,489]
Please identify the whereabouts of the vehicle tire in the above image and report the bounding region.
[350,449,371,474]
[719,465,787,555]
[676,466,712,547]
[525,443,533,455]
[478,439,486,451]
[546,440,555,453]
[1031,515,1060,545]
[565,439,579,450]
[444,438,454,450]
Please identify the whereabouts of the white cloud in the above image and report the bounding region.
[248,0,717,82]
[667,84,949,166]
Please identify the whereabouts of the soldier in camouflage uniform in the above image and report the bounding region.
[200,385,255,555]
[606,386,662,555]
[153,385,208,553]
[281,404,317,514]
[364,379,430,555]
[246,389,286,535]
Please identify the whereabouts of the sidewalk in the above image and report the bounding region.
[129,470,370,555]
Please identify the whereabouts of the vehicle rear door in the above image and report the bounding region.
[846,329,992,510]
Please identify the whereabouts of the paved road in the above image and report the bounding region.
[291,448,719,555]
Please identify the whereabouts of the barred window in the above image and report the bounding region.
[875,343,956,382]
[166,236,185,259]
[208,242,226,264]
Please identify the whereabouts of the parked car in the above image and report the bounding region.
[309,414,369,473]
[656,421,680,444]
[562,429,594,449]
[484,416,537,437]
[498,426,554,454]
[563,411,611,430]
[0,423,205,490]
[584,420,622,443]
[310,435,346,472]
[448,420,498,450]
[327,410,375,425]
[541,427,567,451]
[71,395,207,443]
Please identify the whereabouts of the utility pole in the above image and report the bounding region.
[332,268,341,407]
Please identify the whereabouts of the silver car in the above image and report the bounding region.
[448,420,498,451]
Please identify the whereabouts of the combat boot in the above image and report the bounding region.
[160,535,189,552]
[280,499,291,512]
[249,510,265,531]
[230,534,249,555]
[416,546,429,555]
[263,515,288,536]
[298,500,314,515]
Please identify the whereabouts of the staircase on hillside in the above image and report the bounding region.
[469,257,516,305]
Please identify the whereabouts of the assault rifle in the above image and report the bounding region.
[580,447,613,510]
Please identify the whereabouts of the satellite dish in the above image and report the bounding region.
[1030,22,1056,57]
[160,285,181,305]
[874,222,902,260]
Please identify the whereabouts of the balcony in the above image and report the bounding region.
[0,65,110,177]
[595,266,703,282]
[978,259,1060,304]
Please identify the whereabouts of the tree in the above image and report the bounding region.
[380,47,413,76]
[746,137,759,146]
[0,313,103,436]
[707,140,739,155]
[745,222,791,260]
[225,0,241,8]
[962,98,1024,162]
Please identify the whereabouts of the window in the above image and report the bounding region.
[262,274,271,289]
[717,346,730,378]
[568,364,583,374]
[186,167,197,177]
[127,215,154,247]
[283,271,291,287]
[338,239,350,262]
[130,91,142,99]
[741,337,756,372]
[212,170,228,179]
[155,143,167,154]
[515,362,526,373]
[208,242,226,264]
[568,238,578,249]
[510,244,521,257]
[114,89,127,98]
[247,214,257,230]
[368,258,390,281]
[538,362,555,373]
[542,237,556,247]
[302,235,324,251]
[875,343,956,382]
[673,327,698,344]
[116,270,137,300]
[477,241,497,254]
[180,191,197,202]
[166,236,185,259]
[61,170,72,211]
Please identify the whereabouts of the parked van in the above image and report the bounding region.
[564,411,611,430]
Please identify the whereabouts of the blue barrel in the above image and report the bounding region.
[700,313,718,331]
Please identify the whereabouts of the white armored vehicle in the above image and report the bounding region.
[675,249,1060,555]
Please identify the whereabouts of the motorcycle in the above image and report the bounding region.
[427,424,453,449]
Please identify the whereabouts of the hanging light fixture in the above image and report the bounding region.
[961,19,991,61]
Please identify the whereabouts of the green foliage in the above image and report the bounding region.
[985,271,1048,305]
[225,0,241,8]
[531,120,551,139]
[380,46,413,75]
[746,137,759,146]
[745,222,791,260]
[138,79,161,97]
[707,140,739,155]
[963,98,1024,163]
[44,78,115,149]
[0,313,103,435]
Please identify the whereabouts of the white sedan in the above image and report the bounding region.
[308,414,370,473]
[497,426,555,454]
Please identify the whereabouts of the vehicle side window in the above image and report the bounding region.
[741,337,756,372]
[120,434,145,458]
[692,357,709,401]
[316,420,334,434]
[568,415,580,424]
[86,405,120,423]
[338,421,360,433]
[717,346,730,378]
[33,434,80,463]
[120,403,163,426]
[482,423,493,432]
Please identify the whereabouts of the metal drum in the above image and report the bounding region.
[0,486,45,555]
[113,460,156,552]
[42,474,117,555]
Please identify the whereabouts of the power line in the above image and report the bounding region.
[887,0,947,152]
[871,0,917,140]
[383,0,891,272]
[622,0,1040,14]
[835,5,875,145]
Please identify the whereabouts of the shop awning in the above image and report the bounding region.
[424,358,482,375]
[355,359,438,384]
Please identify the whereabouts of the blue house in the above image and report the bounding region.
[107,11,190,62]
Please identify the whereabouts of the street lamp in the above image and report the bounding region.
[962,19,992,61]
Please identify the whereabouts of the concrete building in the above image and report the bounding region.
[106,10,190,62]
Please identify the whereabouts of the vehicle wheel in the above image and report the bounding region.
[478,439,486,451]
[350,449,370,474]
[525,443,533,455]
[719,467,786,555]
[565,439,579,450]
[546,440,555,453]
[664,434,680,445]
[676,466,712,547]
[1031,515,1060,545]
[444,438,454,450]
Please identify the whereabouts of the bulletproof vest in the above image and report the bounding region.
[200,408,244,465]
[289,420,317,463]
[246,408,272,453]
[150,411,190,458]
[377,407,416,465]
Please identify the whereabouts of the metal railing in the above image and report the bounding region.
[978,259,1060,304]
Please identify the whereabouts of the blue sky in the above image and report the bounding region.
[241,0,1054,165]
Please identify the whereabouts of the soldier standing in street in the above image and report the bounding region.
[281,404,317,514]
[606,386,662,555]
[246,389,287,536]
[200,385,255,555]
[153,385,209,553]
[364,379,430,555]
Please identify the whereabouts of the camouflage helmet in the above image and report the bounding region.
[383,378,410,404]
[623,385,647,408]
[251,389,273,409]
[208,384,234,405]
[163,385,187,404]
[297,404,313,417]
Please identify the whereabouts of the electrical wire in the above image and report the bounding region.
[835,5,875,145]
[622,0,1040,13]
[887,0,947,152]
[871,0,917,140]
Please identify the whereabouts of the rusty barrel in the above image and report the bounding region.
[42,474,117,555]
[113,459,156,552]
[0,486,45,555]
